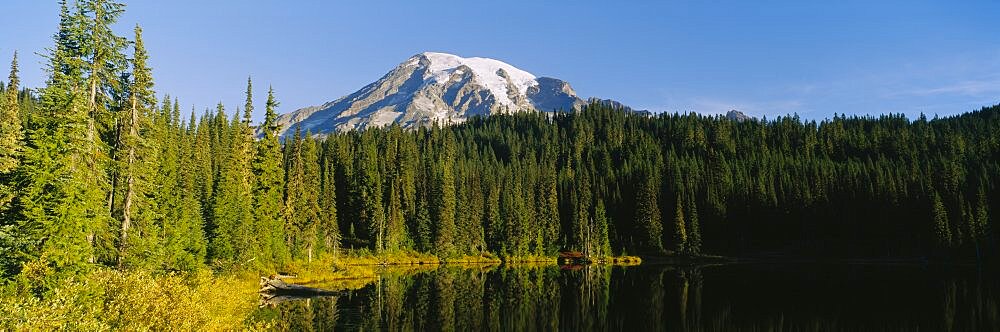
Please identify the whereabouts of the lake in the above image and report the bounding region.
[255,263,1000,331]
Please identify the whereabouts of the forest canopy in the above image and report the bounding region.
[1,0,999,283]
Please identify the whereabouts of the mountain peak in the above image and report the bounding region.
[409,52,538,107]
[275,52,584,135]
[726,109,751,122]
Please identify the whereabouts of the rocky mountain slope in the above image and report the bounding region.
[275,52,587,136]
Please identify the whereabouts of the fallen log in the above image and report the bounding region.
[259,277,339,296]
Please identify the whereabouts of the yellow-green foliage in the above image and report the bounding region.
[0,275,107,331]
[0,252,640,331]
[443,253,502,264]
[0,269,267,331]
[336,249,443,266]
[599,256,642,266]
[503,255,559,264]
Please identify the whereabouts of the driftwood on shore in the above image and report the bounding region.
[259,276,342,308]
[259,276,339,296]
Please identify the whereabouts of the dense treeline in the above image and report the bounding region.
[2,0,999,281]
[321,102,999,261]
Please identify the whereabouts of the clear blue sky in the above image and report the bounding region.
[2,1,998,122]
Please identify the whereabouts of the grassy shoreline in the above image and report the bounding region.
[0,252,646,330]
[316,250,644,267]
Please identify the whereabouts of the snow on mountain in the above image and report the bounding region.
[420,52,537,107]
[275,52,585,136]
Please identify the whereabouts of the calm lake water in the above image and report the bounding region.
[255,263,1000,331]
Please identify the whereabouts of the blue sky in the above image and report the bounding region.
[1,1,998,122]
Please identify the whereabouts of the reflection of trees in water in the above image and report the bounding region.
[257,265,1000,331]
[939,275,1000,332]
[265,296,338,332]
[944,279,956,332]
[560,265,612,331]
[692,268,1000,331]
[432,268,455,332]
[678,268,703,331]
[485,265,561,331]
[643,268,665,331]
[451,268,486,332]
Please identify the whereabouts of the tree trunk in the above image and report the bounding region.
[259,277,339,296]
[117,97,138,267]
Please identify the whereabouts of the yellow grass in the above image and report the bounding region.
[0,268,269,331]
[0,251,641,330]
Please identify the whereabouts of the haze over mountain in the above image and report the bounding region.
[274,52,588,136]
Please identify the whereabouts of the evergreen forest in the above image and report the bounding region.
[2,0,999,285]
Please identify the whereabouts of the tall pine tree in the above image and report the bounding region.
[253,86,289,265]
[14,0,109,274]
[112,25,160,268]
[209,103,254,264]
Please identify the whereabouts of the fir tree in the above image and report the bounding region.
[318,138,340,257]
[172,105,207,271]
[932,191,952,249]
[0,51,22,176]
[685,193,702,254]
[432,135,457,257]
[253,86,289,265]
[635,170,663,252]
[208,105,254,264]
[81,1,130,252]
[113,25,160,268]
[593,200,611,257]
[355,132,384,253]
[299,132,322,261]
[0,52,22,275]
[14,0,108,273]
[673,194,688,253]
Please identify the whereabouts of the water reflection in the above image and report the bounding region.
[255,264,1000,331]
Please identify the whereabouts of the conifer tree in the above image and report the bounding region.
[593,200,611,257]
[483,175,501,253]
[381,130,408,252]
[394,131,419,250]
[300,133,322,261]
[209,105,254,264]
[172,106,207,270]
[685,193,702,254]
[253,86,289,264]
[673,194,688,253]
[243,76,253,125]
[974,187,989,242]
[113,25,160,268]
[81,1,129,248]
[14,0,108,272]
[932,191,952,249]
[0,52,22,211]
[538,165,560,253]
[635,170,663,252]
[193,110,214,222]
[385,181,405,252]
[355,132,384,253]
[318,138,340,257]
[432,135,457,256]
[154,96,182,268]
[0,52,22,275]
[0,51,21,177]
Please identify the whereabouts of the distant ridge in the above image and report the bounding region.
[726,109,752,122]
[275,52,587,136]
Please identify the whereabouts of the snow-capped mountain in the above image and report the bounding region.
[275,52,586,135]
